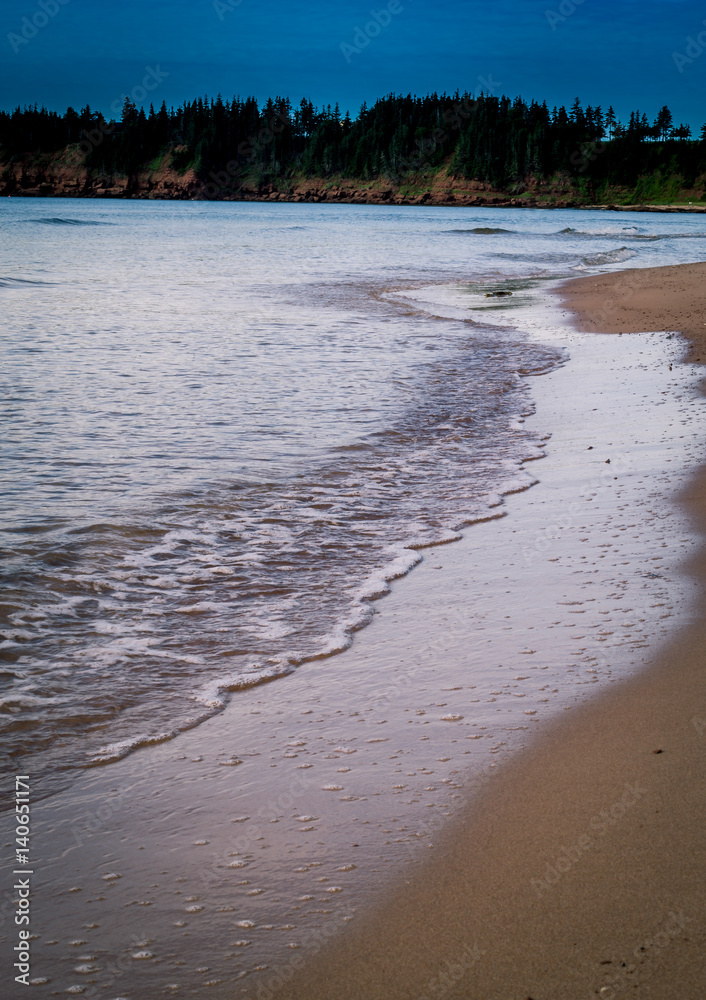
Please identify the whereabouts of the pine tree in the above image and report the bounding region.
[121,97,138,126]
[570,97,584,127]
[654,105,673,141]
[1,88,704,196]
[671,123,691,140]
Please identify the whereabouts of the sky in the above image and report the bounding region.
[2,0,706,128]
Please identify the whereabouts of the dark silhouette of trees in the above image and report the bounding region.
[1,91,704,197]
[655,105,674,141]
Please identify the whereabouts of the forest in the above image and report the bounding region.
[1,90,705,199]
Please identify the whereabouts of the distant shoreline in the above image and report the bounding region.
[5,188,706,213]
[4,149,706,211]
[4,90,705,215]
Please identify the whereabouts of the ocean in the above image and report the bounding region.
[2,198,706,800]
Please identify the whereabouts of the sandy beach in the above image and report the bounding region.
[4,0,706,991]
[282,615,706,1000]
[557,261,706,360]
[276,264,706,999]
[2,260,705,1000]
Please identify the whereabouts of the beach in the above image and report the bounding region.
[278,264,706,999]
[2,208,706,1000]
[558,262,706,360]
[4,0,706,993]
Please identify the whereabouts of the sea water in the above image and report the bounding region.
[2,199,706,798]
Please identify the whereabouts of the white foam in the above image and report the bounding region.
[91,730,180,764]
[582,247,638,266]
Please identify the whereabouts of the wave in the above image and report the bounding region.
[447,227,514,234]
[488,244,638,272]
[86,500,522,768]
[650,232,706,241]
[581,247,638,266]
[30,217,114,226]
[1,319,560,793]
[557,227,706,242]
[558,226,641,236]
[0,275,55,287]
[492,251,583,265]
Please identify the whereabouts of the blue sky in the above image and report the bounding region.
[2,0,705,128]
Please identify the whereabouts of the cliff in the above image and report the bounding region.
[3,149,706,211]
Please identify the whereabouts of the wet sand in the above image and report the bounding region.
[2,264,705,1000]
[277,265,706,999]
[556,260,706,360]
[281,614,706,1000]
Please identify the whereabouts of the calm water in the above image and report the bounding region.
[2,199,706,796]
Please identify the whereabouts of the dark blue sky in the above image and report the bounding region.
[2,0,705,127]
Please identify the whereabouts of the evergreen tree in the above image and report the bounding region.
[121,98,138,126]
[654,105,673,141]
[1,90,704,197]
[671,123,691,140]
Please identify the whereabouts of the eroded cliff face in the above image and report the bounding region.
[0,148,203,199]
[2,149,705,210]
[0,155,565,205]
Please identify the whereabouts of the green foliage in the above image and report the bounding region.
[629,171,685,204]
[1,92,704,198]
[170,147,194,173]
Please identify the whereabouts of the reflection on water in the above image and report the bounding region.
[1,199,705,796]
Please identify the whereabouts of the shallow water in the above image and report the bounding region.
[11,307,705,1000]
[2,200,706,795]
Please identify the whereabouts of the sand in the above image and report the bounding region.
[556,261,706,361]
[276,265,706,999]
[3,263,705,1000]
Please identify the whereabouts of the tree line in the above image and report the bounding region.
[1,90,705,193]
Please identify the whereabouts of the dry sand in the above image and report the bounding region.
[278,265,706,1000]
[557,261,706,361]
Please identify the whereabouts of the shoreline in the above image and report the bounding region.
[556,261,706,361]
[282,572,706,999]
[5,187,706,212]
[1,261,705,999]
[277,264,706,999]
